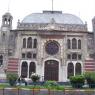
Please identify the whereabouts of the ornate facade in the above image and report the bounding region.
[0,10,95,82]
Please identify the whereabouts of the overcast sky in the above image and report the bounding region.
[0,0,95,31]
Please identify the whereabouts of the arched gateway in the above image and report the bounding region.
[44,60,59,81]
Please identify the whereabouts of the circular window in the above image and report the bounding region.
[45,41,59,55]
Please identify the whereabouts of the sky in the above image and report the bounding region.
[0,0,95,31]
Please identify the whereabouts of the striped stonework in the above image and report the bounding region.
[85,59,95,72]
[7,58,19,74]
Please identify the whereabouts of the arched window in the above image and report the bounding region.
[78,39,81,49]
[0,55,3,66]
[75,63,81,75]
[29,62,36,77]
[21,61,28,78]
[27,52,32,58]
[23,38,26,48]
[2,33,5,41]
[72,38,77,49]
[27,37,32,48]
[4,18,7,24]
[67,39,71,49]
[33,39,37,48]
[8,19,10,25]
[67,62,74,78]
[72,53,77,60]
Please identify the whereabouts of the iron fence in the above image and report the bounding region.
[0,88,95,95]
[0,88,65,95]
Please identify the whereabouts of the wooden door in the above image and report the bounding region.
[44,60,59,81]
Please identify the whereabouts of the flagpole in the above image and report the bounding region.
[8,0,11,12]
[52,0,53,11]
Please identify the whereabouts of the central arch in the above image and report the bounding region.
[44,60,59,81]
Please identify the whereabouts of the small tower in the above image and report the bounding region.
[1,12,13,30]
[0,12,13,79]
[0,12,13,68]
[1,12,13,48]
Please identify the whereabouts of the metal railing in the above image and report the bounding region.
[0,88,95,95]
[0,88,65,95]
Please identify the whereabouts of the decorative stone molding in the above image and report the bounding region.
[17,23,87,32]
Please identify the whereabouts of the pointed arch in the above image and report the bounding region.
[67,39,71,49]
[4,18,7,24]
[33,39,37,48]
[75,63,81,75]
[27,37,32,48]
[29,62,36,78]
[72,38,77,49]
[78,39,81,49]
[23,38,26,48]
[21,61,28,78]
[67,62,74,78]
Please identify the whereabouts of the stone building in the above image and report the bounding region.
[0,10,95,82]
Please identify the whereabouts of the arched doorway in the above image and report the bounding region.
[29,62,36,77]
[75,63,81,75]
[44,60,59,81]
[67,62,74,78]
[21,61,28,78]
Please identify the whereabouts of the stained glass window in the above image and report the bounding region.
[45,41,59,55]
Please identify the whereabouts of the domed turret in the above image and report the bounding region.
[1,12,13,30]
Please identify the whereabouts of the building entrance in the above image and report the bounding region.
[44,60,59,81]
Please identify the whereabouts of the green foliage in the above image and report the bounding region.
[6,73,18,86]
[55,85,65,90]
[44,81,64,90]
[84,72,95,88]
[30,73,40,82]
[44,81,58,88]
[70,75,85,88]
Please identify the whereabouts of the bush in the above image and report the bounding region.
[56,85,65,90]
[84,72,95,88]
[70,75,85,88]
[30,73,40,82]
[44,81,59,89]
[44,81,64,90]
[6,73,18,86]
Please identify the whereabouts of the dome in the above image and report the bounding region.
[2,12,13,20]
[3,12,12,17]
[22,11,84,25]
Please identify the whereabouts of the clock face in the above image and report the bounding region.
[45,41,59,55]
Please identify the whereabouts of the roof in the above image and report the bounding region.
[22,11,84,25]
